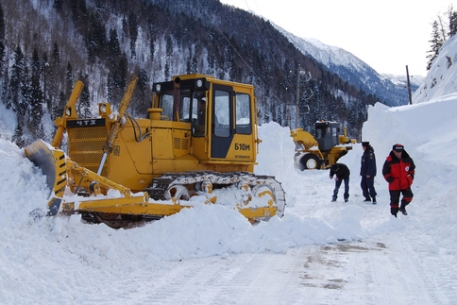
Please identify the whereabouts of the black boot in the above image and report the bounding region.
[372,196,377,205]
[400,202,408,215]
[363,197,371,202]
[391,207,398,217]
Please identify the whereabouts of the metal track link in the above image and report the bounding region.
[146,171,286,217]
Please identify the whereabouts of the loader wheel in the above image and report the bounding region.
[299,154,321,170]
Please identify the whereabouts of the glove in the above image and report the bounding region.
[386,176,394,183]
[407,174,413,186]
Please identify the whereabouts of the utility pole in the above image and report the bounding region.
[406,65,412,105]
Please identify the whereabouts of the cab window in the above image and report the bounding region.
[214,90,230,137]
[235,93,251,134]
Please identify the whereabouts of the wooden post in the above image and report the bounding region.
[406,65,412,105]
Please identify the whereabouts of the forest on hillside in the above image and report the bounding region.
[0,0,382,146]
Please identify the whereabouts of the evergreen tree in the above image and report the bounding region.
[78,74,91,118]
[0,2,4,42]
[50,42,63,120]
[12,113,25,147]
[0,41,4,76]
[117,53,128,89]
[128,11,138,58]
[131,68,150,116]
[108,29,121,59]
[186,47,192,74]
[65,61,73,97]
[51,42,62,82]
[54,91,66,122]
[10,46,26,116]
[10,46,27,146]
[30,48,44,139]
[21,64,32,124]
[53,0,63,11]
[147,19,156,61]
[427,21,444,71]
[1,69,9,108]
[86,9,107,62]
[165,35,173,79]
[0,3,4,77]
[347,91,367,140]
[449,9,457,37]
[41,52,53,119]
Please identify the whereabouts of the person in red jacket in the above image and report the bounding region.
[382,144,416,217]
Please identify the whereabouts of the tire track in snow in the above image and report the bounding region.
[396,220,456,305]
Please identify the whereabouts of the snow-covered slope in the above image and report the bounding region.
[413,34,457,104]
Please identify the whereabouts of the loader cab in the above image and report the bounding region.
[315,121,340,151]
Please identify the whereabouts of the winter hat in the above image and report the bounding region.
[393,144,404,152]
[362,141,370,147]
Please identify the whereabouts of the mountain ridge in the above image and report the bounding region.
[277,25,419,107]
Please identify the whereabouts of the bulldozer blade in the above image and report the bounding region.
[24,140,67,215]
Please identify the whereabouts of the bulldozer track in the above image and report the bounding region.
[146,171,286,217]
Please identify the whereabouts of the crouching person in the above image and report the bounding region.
[329,163,350,202]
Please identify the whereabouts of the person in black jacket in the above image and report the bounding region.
[329,163,350,202]
[360,141,377,204]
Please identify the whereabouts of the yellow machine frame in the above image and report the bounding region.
[25,74,285,227]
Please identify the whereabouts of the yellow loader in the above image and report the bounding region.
[290,121,356,170]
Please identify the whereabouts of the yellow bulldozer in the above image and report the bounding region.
[25,74,285,228]
[290,121,356,170]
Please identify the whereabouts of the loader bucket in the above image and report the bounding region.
[24,140,67,215]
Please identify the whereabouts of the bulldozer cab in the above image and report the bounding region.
[315,121,340,152]
[152,74,257,166]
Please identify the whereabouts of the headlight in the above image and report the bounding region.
[196,79,202,88]
[99,104,107,114]
[65,107,71,116]
[155,84,161,92]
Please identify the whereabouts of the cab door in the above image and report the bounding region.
[211,85,234,158]
[210,84,256,163]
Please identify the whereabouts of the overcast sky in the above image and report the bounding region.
[219,0,453,77]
